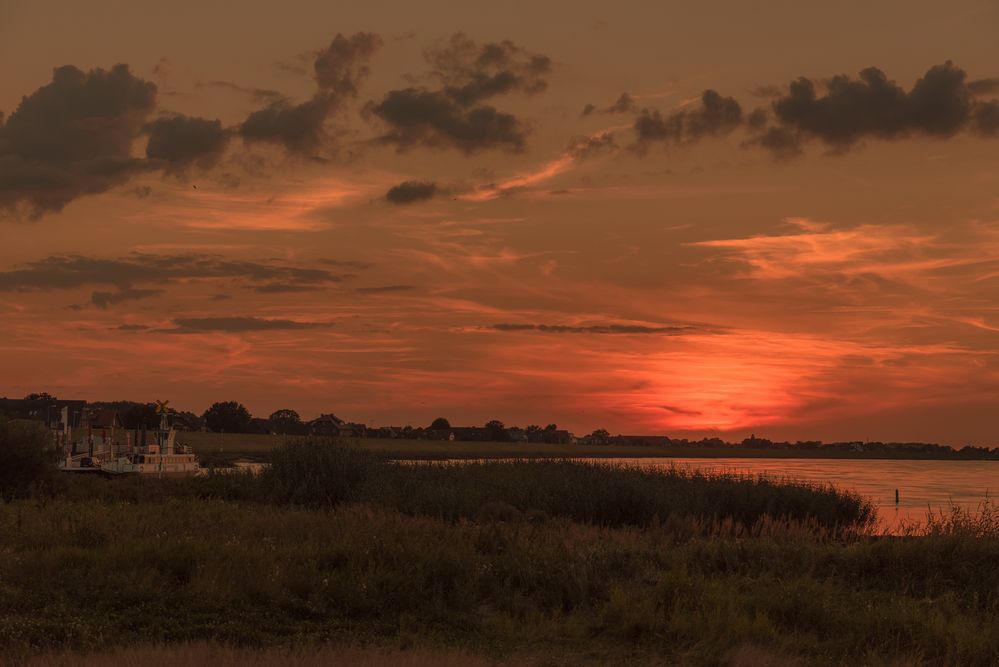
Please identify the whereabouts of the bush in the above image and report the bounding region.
[0,418,60,500]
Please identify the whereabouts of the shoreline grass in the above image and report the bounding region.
[3,438,997,665]
[1,500,997,665]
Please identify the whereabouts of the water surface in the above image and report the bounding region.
[615,457,997,530]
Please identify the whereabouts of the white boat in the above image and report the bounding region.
[59,400,200,476]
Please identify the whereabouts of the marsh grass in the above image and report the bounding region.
[194,439,875,532]
[3,439,995,665]
[0,501,997,665]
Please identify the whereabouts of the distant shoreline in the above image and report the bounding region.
[176,432,999,464]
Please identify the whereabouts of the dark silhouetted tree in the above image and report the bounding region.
[203,401,252,433]
[485,420,508,441]
[122,403,159,429]
[0,417,59,499]
[269,408,305,435]
[430,417,451,429]
[24,392,56,401]
[589,429,610,444]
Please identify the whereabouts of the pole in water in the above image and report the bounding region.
[895,489,900,505]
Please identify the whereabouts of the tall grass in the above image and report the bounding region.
[0,500,996,665]
[200,439,875,531]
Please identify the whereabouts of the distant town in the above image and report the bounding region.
[2,392,998,459]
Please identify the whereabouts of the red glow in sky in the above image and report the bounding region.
[2,1,999,444]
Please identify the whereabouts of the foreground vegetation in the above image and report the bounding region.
[1,497,997,665]
[2,432,997,665]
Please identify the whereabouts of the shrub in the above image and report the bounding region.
[0,417,60,500]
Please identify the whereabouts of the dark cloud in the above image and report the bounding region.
[385,180,440,204]
[426,33,550,104]
[367,33,549,153]
[239,32,382,154]
[195,80,284,103]
[355,284,415,294]
[746,108,768,130]
[91,287,163,309]
[0,253,349,293]
[582,93,637,116]
[144,114,229,171]
[367,90,528,152]
[974,100,999,136]
[239,96,333,153]
[632,90,742,152]
[492,323,698,334]
[115,323,150,331]
[661,404,703,417]
[313,32,383,96]
[967,78,999,96]
[318,258,375,270]
[752,126,802,160]
[566,132,618,160]
[755,61,999,155]
[0,64,157,216]
[252,282,334,293]
[161,317,333,333]
[749,84,783,98]
[607,93,637,114]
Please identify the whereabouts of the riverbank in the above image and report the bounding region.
[177,432,997,466]
[3,439,997,665]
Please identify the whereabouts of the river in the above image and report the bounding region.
[612,457,997,530]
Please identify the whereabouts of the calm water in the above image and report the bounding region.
[611,457,998,529]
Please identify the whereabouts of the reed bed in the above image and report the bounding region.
[2,438,996,664]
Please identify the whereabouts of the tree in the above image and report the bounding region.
[0,417,59,499]
[122,403,159,429]
[172,411,203,432]
[430,417,451,430]
[589,429,610,444]
[485,420,508,442]
[544,423,557,431]
[23,392,56,402]
[202,401,252,433]
[269,409,305,435]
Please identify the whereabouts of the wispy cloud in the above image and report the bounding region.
[157,316,334,334]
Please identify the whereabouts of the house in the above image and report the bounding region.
[611,435,671,448]
[544,429,574,444]
[308,413,345,436]
[426,427,492,442]
[0,397,87,428]
[86,408,122,430]
[506,427,529,443]
[307,414,366,438]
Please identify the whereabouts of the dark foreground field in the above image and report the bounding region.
[2,434,998,666]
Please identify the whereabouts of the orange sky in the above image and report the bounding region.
[2,1,999,443]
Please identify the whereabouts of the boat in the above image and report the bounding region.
[58,400,200,476]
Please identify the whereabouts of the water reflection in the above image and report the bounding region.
[615,457,996,530]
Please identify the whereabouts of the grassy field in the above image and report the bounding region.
[3,437,998,665]
[173,431,985,464]
[1,495,997,665]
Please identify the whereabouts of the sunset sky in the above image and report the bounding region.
[2,1,999,444]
